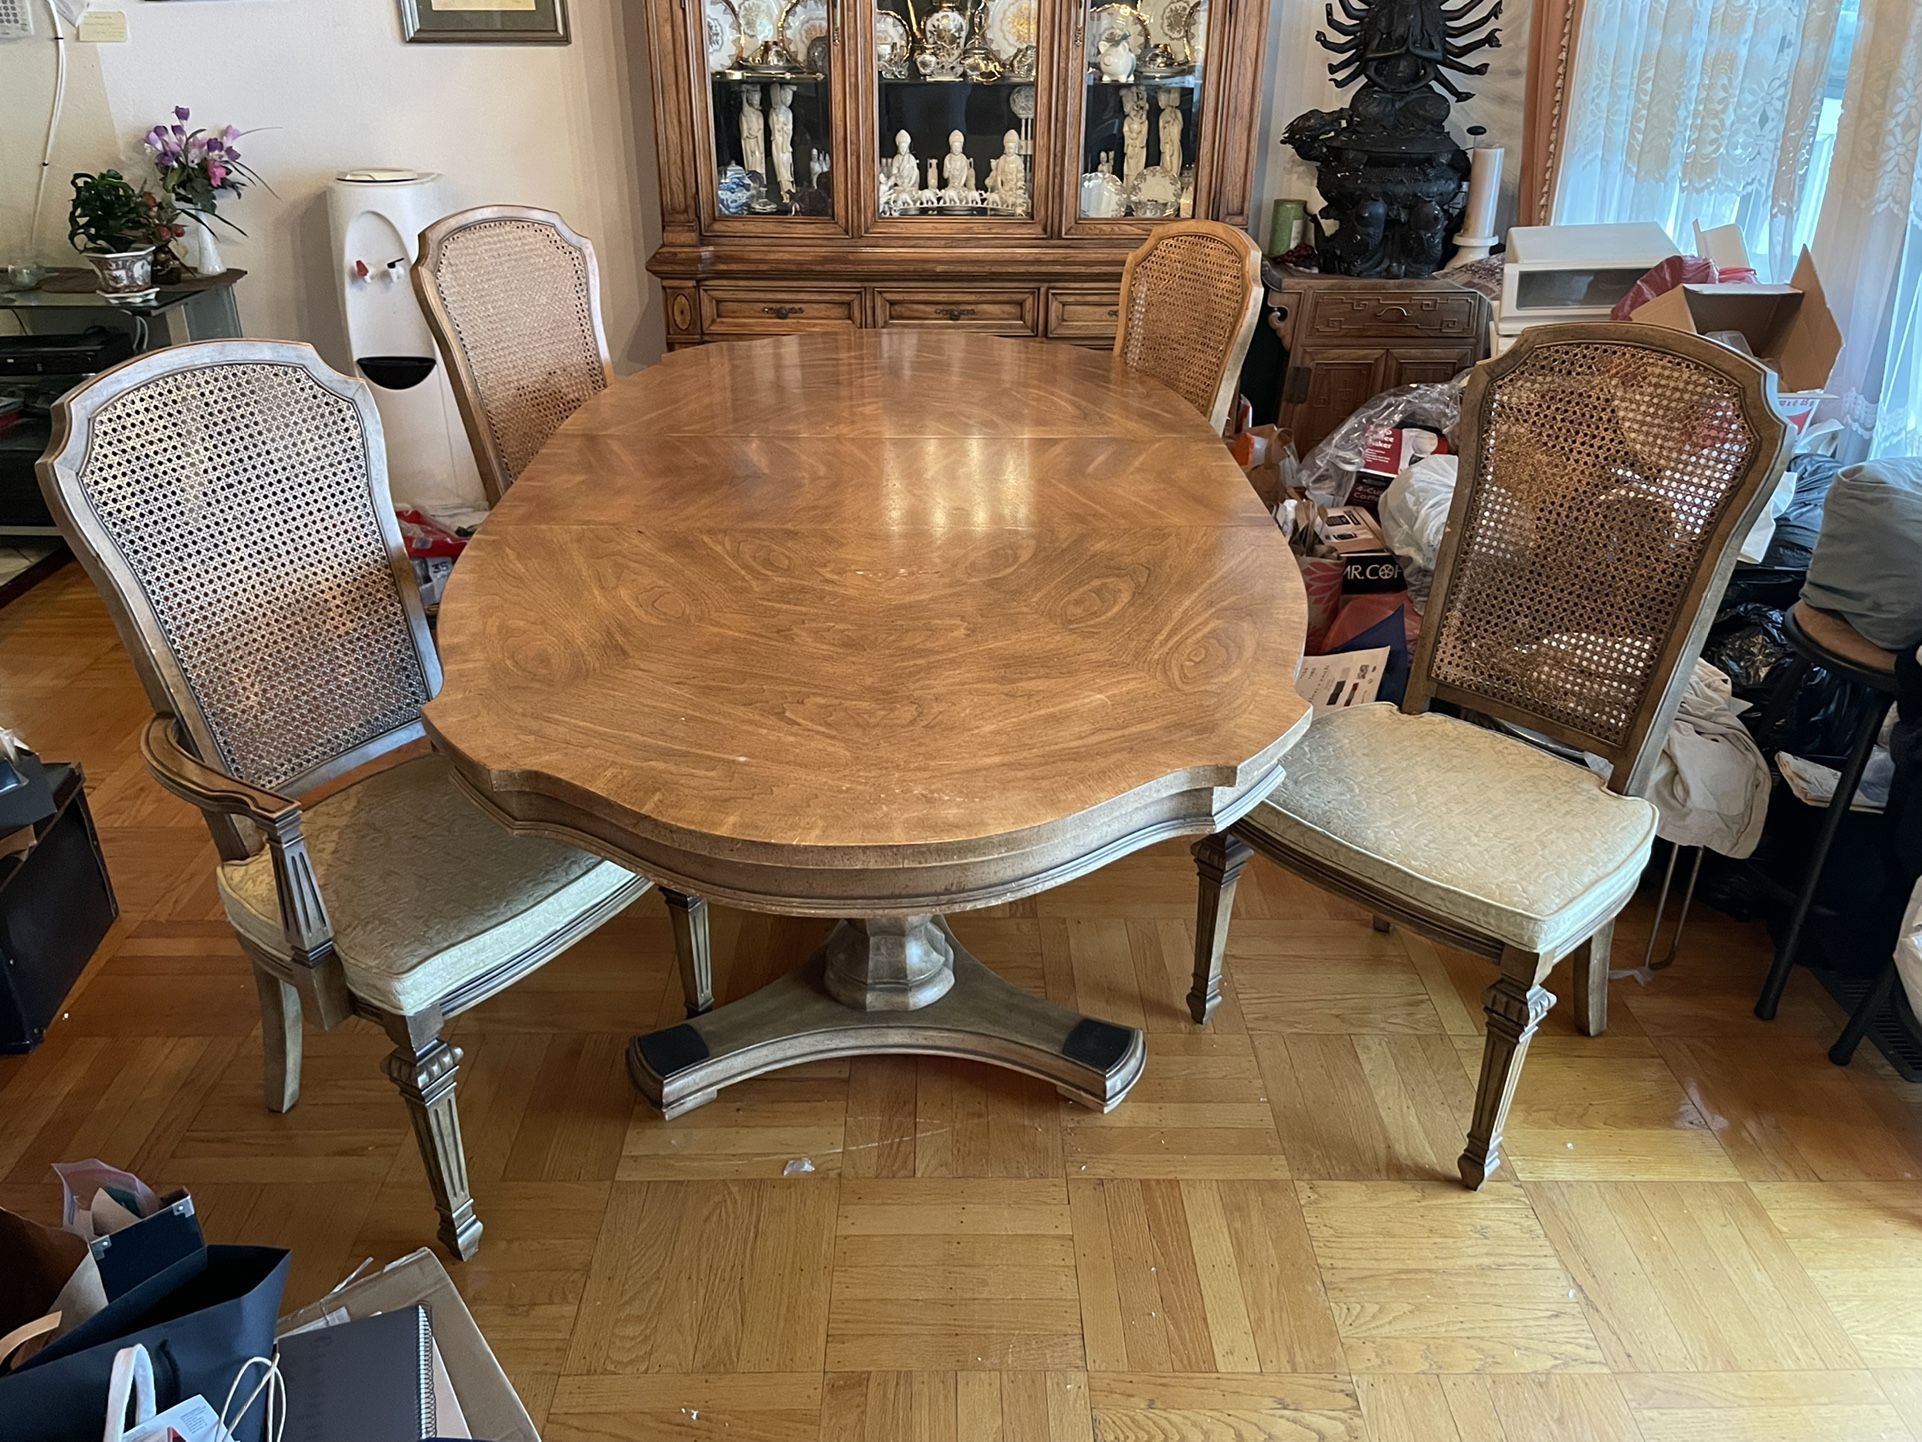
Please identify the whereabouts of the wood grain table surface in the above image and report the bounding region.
[424,331,1309,1115]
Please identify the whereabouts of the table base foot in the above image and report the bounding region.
[628,919,1144,1119]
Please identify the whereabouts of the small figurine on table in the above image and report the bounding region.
[941,130,976,198]
[986,129,1027,212]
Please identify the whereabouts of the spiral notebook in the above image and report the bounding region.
[276,1304,435,1442]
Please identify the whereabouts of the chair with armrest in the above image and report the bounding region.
[413,204,614,505]
[36,341,712,1259]
[1187,322,1791,1188]
[1115,220,1264,435]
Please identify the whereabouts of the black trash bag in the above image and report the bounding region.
[1702,602,1863,759]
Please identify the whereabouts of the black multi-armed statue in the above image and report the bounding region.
[1284,0,1502,278]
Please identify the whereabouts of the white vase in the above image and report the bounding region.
[183,219,225,279]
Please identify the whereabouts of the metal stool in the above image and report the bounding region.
[1755,602,1900,1021]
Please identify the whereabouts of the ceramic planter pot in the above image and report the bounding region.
[83,247,159,303]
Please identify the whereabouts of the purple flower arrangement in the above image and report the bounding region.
[142,106,266,237]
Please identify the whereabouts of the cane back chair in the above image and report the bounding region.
[413,205,614,505]
[36,341,711,1259]
[1114,220,1264,435]
[1189,322,1791,1188]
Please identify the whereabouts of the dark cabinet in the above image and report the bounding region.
[1267,266,1490,453]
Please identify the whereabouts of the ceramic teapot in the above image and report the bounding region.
[1095,37,1136,80]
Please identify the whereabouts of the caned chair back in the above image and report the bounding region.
[36,342,441,799]
[1114,220,1263,433]
[1408,322,1791,797]
[414,205,614,504]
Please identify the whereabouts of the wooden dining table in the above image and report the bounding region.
[423,330,1310,1118]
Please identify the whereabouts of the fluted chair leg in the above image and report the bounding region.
[384,1024,483,1261]
[1189,832,1254,1025]
[252,965,303,1114]
[664,888,714,1017]
[1460,946,1555,1189]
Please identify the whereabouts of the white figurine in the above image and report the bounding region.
[768,83,796,201]
[739,87,767,181]
[987,129,1027,211]
[1157,88,1183,170]
[941,129,974,196]
[887,130,919,195]
[1121,86,1149,184]
[810,147,829,191]
[927,157,939,192]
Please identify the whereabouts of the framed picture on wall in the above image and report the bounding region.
[401,0,570,43]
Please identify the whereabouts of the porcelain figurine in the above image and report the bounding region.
[941,130,975,194]
[986,129,1027,211]
[927,157,940,191]
[810,147,830,191]
[1121,86,1149,183]
[1098,149,1115,176]
[1157,87,1184,169]
[739,87,767,184]
[888,129,919,195]
[768,84,796,201]
[1096,36,1136,80]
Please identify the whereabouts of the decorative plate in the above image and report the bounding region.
[1009,83,1037,120]
[1177,0,1208,61]
[1085,3,1147,65]
[1127,164,1180,215]
[875,10,911,70]
[737,0,781,50]
[704,0,742,70]
[779,0,828,68]
[807,34,832,71]
[983,0,1037,62]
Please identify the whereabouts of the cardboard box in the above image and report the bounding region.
[1629,236,1842,434]
[1318,506,1404,594]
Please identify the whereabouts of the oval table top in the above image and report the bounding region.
[424,330,1309,915]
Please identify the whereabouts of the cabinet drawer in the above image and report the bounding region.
[1305,292,1480,341]
[873,289,1039,334]
[1047,289,1122,341]
[699,286,862,334]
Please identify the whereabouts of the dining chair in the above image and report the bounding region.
[1114,219,1264,435]
[1188,322,1791,1188]
[413,205,614,505]
[36,341,712,1260]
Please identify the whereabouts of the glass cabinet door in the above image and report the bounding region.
[704,0,838,217]
[1075,0,1205,220]
[873,0,1039,219]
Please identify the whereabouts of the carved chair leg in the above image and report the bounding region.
[1189,831,1255,1025]
[1571,919,1612,1038]
[663,888,713,1017]
[383,1026,483,1261]
[251,965,302,1114]
[1459,945,1556,1189]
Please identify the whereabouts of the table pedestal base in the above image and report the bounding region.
[628,916,1145,1119]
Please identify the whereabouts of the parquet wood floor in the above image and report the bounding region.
[7,563,1922,1441]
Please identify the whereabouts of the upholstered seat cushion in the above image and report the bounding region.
[1243,704,1657,956]
[217,753,647,1014]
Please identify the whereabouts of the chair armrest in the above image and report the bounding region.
[141,716,336,972]
[142,716,297,826]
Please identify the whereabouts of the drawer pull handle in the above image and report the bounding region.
[1106,307,1119,318]
[1375,304,1411,321]
[762,304,803,318]
[942,306,978,320]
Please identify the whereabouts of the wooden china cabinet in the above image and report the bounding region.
[638,0,1270,348]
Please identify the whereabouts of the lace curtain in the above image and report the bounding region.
[1553,0,1845,279]
[1809,0,1922,457]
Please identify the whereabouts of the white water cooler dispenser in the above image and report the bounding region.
[325,170,486,523]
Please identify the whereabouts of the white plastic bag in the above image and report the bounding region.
[1378,453,1459,609]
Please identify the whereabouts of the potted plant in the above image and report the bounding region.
[67,170,166,302]
[143,107,264,279]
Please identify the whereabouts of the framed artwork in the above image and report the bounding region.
[401,0,570,43]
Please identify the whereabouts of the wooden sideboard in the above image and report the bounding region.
[637,0,1273,349]
[1266,265,1490,452]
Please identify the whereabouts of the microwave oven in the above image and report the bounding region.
[1498,223,1679,335]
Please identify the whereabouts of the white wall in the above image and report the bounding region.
[0,0,666,371]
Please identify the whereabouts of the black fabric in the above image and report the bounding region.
[0,1245,288,1442]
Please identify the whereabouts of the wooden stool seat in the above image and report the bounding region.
[1790,601,1900,683]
